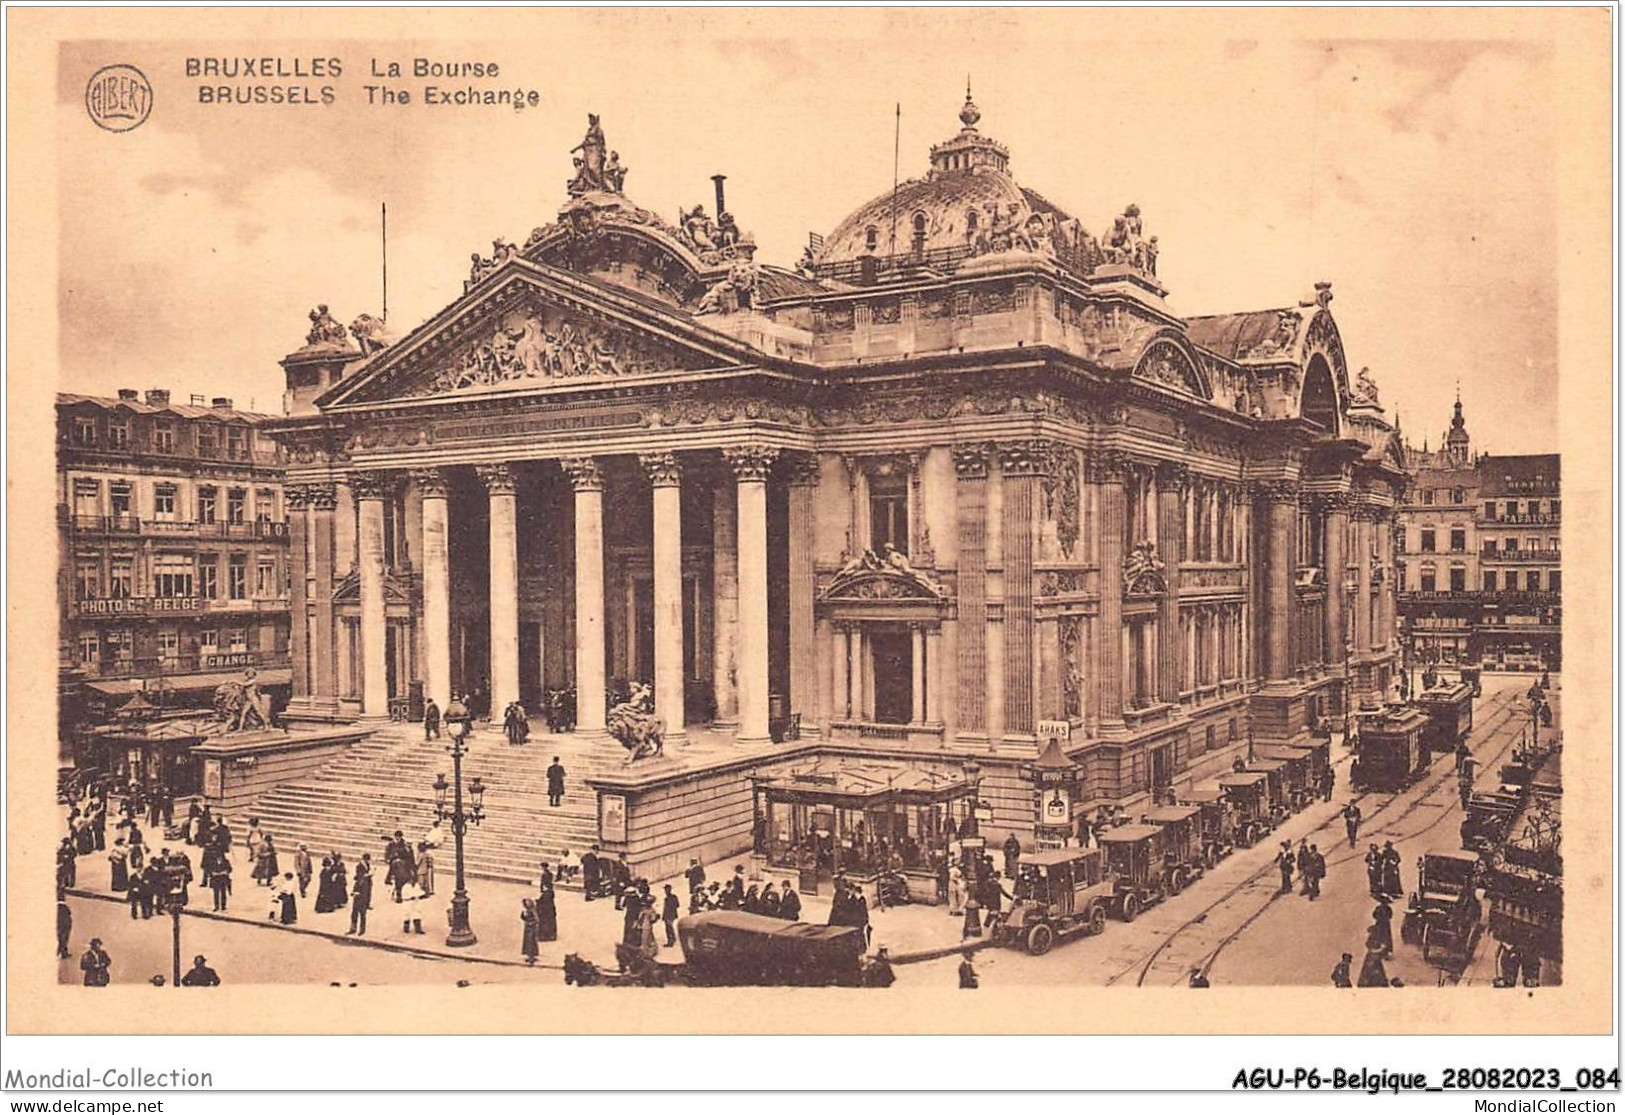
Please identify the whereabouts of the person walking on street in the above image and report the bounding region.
[581,845,601,901]
[416,843,435,898]
[423,696,441,741]
[536,876,558,942]
[1364,844,1383,897]
[1331,952,1354,988]
[1303,844,1324,900]
[294,844,314,899]
[400,879,425,935]
[1297,839,1312,896]
[547,757,567,808]
[56,894,72,959]
[1369,901,1395,958]
[1343,802,1363,849]
[1276,841,1296,895]
[57,836,77,890]
[79,938,111,987]
[661,884,680,947]
[208,856,232,911]
[348,856,373,936]
[520,898,540,965]
[1002,832,1022,879]
[948,862,965,917]
[1379,841,1403,899]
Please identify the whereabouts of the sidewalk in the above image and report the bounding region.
[67,853,972,973]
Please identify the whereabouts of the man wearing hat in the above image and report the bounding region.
[779,880,801,922]
[1275,841,1295,895]
[79,938,111,987]
[181,955,221,986]
[1330,952,1354,988]
[294,843,314,899]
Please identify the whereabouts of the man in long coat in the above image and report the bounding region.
[546,757,567,808]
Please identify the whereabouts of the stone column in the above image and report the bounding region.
[1093,453,1129,727]
[562,458,607,736]
[911,623,927,724]
[831,623,850,721]
[724,444,777,745]
[997,440,1047,737]
[413,469,453,710]
[308,484,338,704]
[285,486,312,698]
[952,444,991,736]
[477,464,519,720]
[711,477,739,730]
[1323,494,1350,669]
[1262,480,1299,682]
[785,454,820,734]
[925,627,943,725]
[1353,507,1374,663]
[351,471,390,718]
[1375,511,1394,653]
[1156,462,1187,705]
[640,452,687,744]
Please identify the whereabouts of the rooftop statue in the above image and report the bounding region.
[567,114,610,196]
[349,314,393,355]
[305,304,350,348]
[1352,366,1381,406]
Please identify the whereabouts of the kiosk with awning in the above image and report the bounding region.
[754,760,971,901]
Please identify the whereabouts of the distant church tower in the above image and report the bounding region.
[1443,390,1471,467]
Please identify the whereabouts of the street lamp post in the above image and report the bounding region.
[435,702,486,948]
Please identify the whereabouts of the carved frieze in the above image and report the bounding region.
[1043,447,1082,559]
[1060,615,1084,721]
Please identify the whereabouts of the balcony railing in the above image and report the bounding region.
[69,516,288,540]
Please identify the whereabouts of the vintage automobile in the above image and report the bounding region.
[1350,707,1431,792]
[1400,849,1483,967]
[1144,804,1207,894]
[674,910,869,987]
[1244,757,1292,824]
[1178,785,1235,863]
[1217,771,1273,848]
[998,847,1118,955]
[1460,786,1525,851]
[1251,746,1315,811]
[1098,824,1171,922]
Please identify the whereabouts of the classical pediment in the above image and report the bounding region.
[333,569,413,605]
[819,549,948,604]
[316,264,765,410]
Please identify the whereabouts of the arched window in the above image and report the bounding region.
[966,208,979,234]
[864,225,879,252]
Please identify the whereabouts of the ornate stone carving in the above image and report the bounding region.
[284,484,314,511]
[638,452,683,488]
[1060,615,1084,721]
[304,304,351,349]
[410,468,450,499]
[566,114,618,197]
[1123,540,1169,597]
[1350,366,1381,406]
[782,452,821,487]
[821,546,947,601]
[466,239,520,291]
[952,443,991,481]
[560,457,604,492]
[1043,448,1082,559]
[1135,340,1204,396]
[1103,203,1158,275]
[348,470,392,501]
[476,463,516,495]
[997,439,1055,478]
[420,306,675,394]
[1154,460,1190,492]
[1245,310,1302,360]
[1258,479,1301,505]
[1087,450,1133,483]
[694,257,761,315]
[306,484,338,512]
[1037,570,1085,597]
[723,444,778,482]
[349,314,394,355]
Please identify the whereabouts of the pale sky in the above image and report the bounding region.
[56,13,1559,453]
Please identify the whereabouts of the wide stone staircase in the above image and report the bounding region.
[226,723,603,886]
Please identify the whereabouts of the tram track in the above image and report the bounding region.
[1109,688,1528,987]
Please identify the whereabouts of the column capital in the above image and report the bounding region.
[348,470,393,501]
[1154,460,1190,491]
[952,442,992,480]
[560,456,604,492]
[638,452,684,488]
[723,443,778,482]
[782,451,821,487]
[996,438,1055,478]
[1087,449,1133,483]
[476,463,516,495]
[286,483,330,511]
[1257,479,1301,505]
[1317,490,1357,515]
[1350,502,1383,522]
[410,468,451,499]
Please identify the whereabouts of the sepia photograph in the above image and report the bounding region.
[3,3,1616,1093]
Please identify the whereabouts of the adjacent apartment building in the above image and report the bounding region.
[1398,397,1561,674]
[57,388,292,757]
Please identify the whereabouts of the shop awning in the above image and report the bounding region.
[756,759,968,808]
[83,666,291,696]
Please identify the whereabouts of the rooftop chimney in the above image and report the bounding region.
[116,389,139,402]
[211,397,234,410]
[145,388,170,407]
[712,173,727,220]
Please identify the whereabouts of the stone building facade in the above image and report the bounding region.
[57,388,291,761]
[267,98,1406,859]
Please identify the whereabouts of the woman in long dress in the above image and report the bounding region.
[108,840,129,892]
[313,856,336,913]
[520,898,540,964]
[536,879,558,942]
[948,864,965,917]
[277,873,298,925]
[331,853,349,908]
[254,835,279,886]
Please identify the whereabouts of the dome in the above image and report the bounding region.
[815,91,1100,277]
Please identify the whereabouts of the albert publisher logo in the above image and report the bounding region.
[85,64,153,132]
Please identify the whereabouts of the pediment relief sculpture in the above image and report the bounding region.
[1123,540,1168,597]
[415,306,682,396]
[821,544,947,602]
[1134,339,1205,397]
